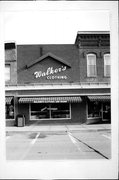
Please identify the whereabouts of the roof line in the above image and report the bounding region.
[26,52,71,69]
[77,31,110,34]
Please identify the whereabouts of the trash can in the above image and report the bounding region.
[16,114,25,127]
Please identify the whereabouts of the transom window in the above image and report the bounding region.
[30,103,70,120]
[87,54,97,77]
[5,64,10,82]
[104,54,110,77]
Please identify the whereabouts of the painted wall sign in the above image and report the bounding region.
[34,66,67,79]
[47,76,67,80]
[33,100,67,103]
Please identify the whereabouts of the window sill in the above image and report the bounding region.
[86,76,97,78]
[30,118,71,120]
[103,76,110,78]
[87,117,101,119]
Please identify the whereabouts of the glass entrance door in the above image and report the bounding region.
[102,102,111,121]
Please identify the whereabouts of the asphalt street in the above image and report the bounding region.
[6,128,111,160]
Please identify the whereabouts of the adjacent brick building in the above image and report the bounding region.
[5,31,111,126]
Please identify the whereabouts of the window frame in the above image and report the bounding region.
[104,53,110,77]
[87,101,102,119]
[29,103,71,120]
[5,64,11,82]
[87,53,97,77]
[5,96,15,120]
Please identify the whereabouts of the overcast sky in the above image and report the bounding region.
[3,2,110,44]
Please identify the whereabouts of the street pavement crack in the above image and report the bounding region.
[65,125,109,159]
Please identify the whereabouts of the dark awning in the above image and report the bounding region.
[88,95,110,102]
[18,96,82,103]
[6,97,13,104]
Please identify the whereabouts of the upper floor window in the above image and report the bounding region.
[87,54,97,77]
[104,54,110,77]
[5,65,10,82]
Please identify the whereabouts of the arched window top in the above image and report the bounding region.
[104,53,110,65]
[104,53,110,55]
[104,53,110,57]
[87,53,96,66]
[87,53,96,77]
[104,53,110,77]
[87,53,96,57]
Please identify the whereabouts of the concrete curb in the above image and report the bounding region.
[6,124,111,133]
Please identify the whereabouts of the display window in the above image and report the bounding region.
[30,103,71,120]
[88,101,102,118]
[87,100,111,121]
[5,98,14,119]
[102,102,111,120]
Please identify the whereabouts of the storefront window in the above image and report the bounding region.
[88,101,102,118]
[6,98,14,119]
[30,103,70,120]
[51,103,70,119]
[103,102,111,120]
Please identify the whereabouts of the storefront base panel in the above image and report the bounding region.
[6,120,15,127]
[86,118,102,125]
[25,120,84,125]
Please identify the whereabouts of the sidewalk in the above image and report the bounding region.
[6,123,111,132]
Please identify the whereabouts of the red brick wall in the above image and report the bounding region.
[17,44,110,84]
[71,102,86,123]
[17,45,80,84]
[79,47,110,83]
[5,61,17,85]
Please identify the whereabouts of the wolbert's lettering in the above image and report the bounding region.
[34,66,67,79]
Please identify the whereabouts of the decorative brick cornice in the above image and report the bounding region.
[75,31,110,47]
